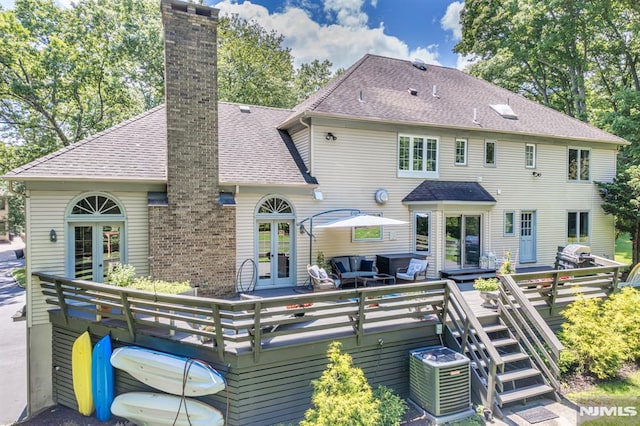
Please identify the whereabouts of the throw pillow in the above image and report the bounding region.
[360,260,374,272]
[335,261,347,274]
[406,264,418,276]
[319,268,329,279]
[309,265,320,278]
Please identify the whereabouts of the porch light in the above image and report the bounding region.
[50,229,57,242]
[325,132,337,141]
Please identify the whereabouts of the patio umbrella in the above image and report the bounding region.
[315,214,407,228]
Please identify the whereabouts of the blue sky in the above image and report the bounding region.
[0,0,470,70]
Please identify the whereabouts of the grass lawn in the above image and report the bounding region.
[567,370,640,425]
[12,267,25,287]
[616,233,632,265]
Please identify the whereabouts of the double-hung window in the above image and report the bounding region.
[568,148,590,181]
[525,144,536,168]
[414,212,430,254]
[398,134,439,177]
[484,140,496,166]
[455,138,467,165]
[567,211,589,243]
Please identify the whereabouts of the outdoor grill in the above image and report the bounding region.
[555,244,594,269]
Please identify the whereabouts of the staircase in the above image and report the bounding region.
[448,312,556,409]
[443,280,563,418]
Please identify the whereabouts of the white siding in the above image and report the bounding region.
[27,190,149,326]
[291,128,310,173]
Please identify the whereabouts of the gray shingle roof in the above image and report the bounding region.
[402,181,496,203]
[283,54,627,145]
[4,102,315,186]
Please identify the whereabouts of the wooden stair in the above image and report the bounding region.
[449,314,556,408]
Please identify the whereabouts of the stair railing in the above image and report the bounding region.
[498,274,564,391]
[444,281,504,410]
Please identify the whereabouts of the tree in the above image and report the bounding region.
[217,14,295,108]
[596,166,640,265]
[293,59,333,104]
[0,0,163,148]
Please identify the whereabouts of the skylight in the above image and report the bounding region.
[490,104,518,119]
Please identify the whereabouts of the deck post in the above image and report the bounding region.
[119,293,136,340]
[53,278,69,325]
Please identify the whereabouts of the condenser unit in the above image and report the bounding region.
[409,346,474,423]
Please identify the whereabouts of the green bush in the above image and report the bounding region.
[105,263,191,294]
[106,263,136,287]
[302,342,380,426]
[373,385,407,426]
[560,288,640,379]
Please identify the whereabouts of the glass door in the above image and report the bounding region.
[72,223,122,282]
[257,220,292,288]
[445,215,481,269]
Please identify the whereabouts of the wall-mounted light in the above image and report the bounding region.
[532,171,542,177]
[312,189,323,201]
[49,229,57,242]
[325,132,337,141]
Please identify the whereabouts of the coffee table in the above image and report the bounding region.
[356,274,396,287]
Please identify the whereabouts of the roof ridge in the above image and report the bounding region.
[6,105,166,177]
[219,101,293,113]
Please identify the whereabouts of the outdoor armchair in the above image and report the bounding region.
[307,264,340,291]
[396,258,428,281]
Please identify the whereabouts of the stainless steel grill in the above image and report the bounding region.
[556,244,594,269]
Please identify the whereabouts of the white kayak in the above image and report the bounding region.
[110,346,225,396]
[111,392,224,426]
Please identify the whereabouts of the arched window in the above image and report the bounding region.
[257,196,293,215]
[255,195,295,287]
[71,194,122,216]
[66,193,126,282]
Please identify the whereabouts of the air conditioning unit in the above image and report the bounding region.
[409,346,474,423]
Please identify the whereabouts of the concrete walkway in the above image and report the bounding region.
[0,237,26,426]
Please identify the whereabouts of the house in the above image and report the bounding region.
[0,192,8,242]
[2,0,629,419]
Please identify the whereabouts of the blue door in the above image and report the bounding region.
[519,211,536,263]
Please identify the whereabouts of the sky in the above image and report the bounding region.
[0,0,471,70]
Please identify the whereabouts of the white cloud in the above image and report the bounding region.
[370,0,378,7]
[456,53,478,71]
[323,0,368,28]
[440,1,464,41]
[213,0,441,71]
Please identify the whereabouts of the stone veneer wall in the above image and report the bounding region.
[149,0,236,296]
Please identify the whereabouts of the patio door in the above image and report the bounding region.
[445,215,481,269]
[257,220,293,288]
[520,211,537,263]
[71,223,122,282]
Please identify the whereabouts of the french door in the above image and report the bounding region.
[256,220,293,288]
[445,215,481,269]
[71,223,123,282]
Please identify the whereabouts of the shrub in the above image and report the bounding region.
[106,263,136,287]
[560,294,630,379]
[302,342,380,426]
[128,276,192,294]
[473,277,499,292]
[603,287,640,359]
[373,385,407,426]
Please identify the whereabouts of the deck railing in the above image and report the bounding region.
[34,273,447,362]
[443,281,503,410]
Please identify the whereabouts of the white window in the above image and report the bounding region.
[455,138,467,165]
[484,140,496,166]
[504,211,515,236]
[525,144,536,168]
[568,148,590,181]
[568,211,589,243]
[352,212,383,242]
[398,134,439,177]
[414,212,431,253]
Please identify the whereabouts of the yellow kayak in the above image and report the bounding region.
[72,331,94,416]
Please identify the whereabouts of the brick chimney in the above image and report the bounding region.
[149,0,236,295]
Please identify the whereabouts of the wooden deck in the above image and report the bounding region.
[34,261,625,425]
